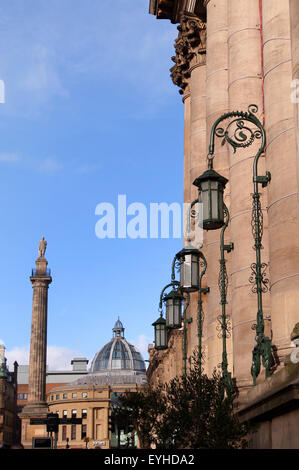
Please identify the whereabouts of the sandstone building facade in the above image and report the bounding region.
[0,345,19,447]
[148,0,299,449]
[46,319,147,449]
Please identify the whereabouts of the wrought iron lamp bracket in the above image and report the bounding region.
[207,104,272,384]
[158,281,180,313]
[223,242,234,253]
[254,171,271,188]
[200,287,210,294]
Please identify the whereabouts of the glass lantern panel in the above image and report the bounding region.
[166,299,174,326]
[191,254,199,287]
[201,189,209,222]
[201,180,209,191]
[219,190,224,221]
[180,253,199,291]
[211,188,219,220]
[172,299,181,326]
[166,299,181,326]
[155,323,167,348]
[181,253,191,288]
[160,325,167,347]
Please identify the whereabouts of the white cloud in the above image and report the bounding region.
[131,334,151,360]
[36,157,63,173]
[46,345,84,371]
[0,152,63,173]
[5,346,29,369]
[19,44,69,104]
[0,152,21,163]
[5,345,85,371]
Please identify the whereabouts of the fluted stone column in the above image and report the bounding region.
[22,245,52,417]
[171,13,208,373]
[262,0,299,363]
[188,61,208,369]
[227,0,270,398]
[289,0,299,220]
[204,0,233,378]
[183,93,191,205]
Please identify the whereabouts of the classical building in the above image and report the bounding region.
[147,0,299,449]
[46,319,147,449]
[0,344,19,447]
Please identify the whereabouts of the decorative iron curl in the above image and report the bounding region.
[216,314,231,339]
[249,262,269,294]
[212,105,263,155]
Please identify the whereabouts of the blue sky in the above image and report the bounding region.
[0,0,185,370]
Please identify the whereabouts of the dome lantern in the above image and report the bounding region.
[112,316,125,338]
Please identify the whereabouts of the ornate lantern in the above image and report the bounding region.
[152,316,168,350]
[193,168,228,230]
[163,289,183,328]
[175,247,201,292]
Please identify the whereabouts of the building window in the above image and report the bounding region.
[51,396,54,401]
[82,409,87,419]
[72,392,77,398]
[72,409,77,418]
[55,394,60,400]
[63,393,67,399]
[71,424,76,440]
[62,426,67,441]
[23,393,28,400]
[82,392,88,398]
[81,424,87,440]
[17,394,24,399]
[63,410,67,418]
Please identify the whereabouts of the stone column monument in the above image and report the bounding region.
[20,238,52,446]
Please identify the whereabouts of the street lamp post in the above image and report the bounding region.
[172,246,209,376]
[153,243,208,377]
[193,104,272,385]
[154,279,191,376]
[217,203,234,395]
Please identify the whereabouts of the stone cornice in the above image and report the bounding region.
[149,0,206,24]
[170,13,207,95]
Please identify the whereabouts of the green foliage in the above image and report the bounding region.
[112,353,248,449]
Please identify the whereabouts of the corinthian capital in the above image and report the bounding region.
[170,13,206,95]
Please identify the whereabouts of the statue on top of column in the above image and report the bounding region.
[38,237,47,258]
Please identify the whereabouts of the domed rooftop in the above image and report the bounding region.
[49,319,147,390]
[90,318,146,373]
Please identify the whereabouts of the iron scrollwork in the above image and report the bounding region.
[217,203,233,395]
[208,104,272,385]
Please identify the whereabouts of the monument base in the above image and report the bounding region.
[20,401,49,417]
[20,402,49,448]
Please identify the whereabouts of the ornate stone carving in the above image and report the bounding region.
[170,13,207,95]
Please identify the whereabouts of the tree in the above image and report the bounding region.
[112,354,248,449]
